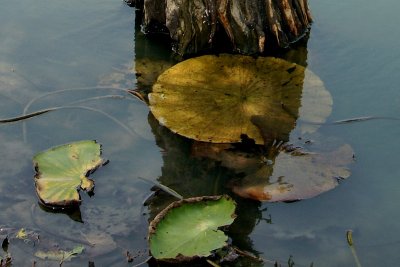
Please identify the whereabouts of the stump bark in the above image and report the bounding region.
[129,0,312,56]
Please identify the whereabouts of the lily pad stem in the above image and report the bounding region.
[131,256,152,267]
[346,230,362,267]
[21,86,144,142]
[0,105,142,140]
[137,176,183,200]
[206,259,221,267]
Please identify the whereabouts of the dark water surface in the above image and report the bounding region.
[1,0,400,266]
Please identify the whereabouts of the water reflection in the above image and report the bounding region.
[140,36,355,264]
[0,1,361,265]
[1,0,398,265]
[142,38,347,202]
[147,108,350,265]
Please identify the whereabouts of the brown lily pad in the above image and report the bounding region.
[232,141,354,202]
[192,133,354,202]
[149,54,332,145]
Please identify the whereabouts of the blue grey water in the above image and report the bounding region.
[1,0,400,266]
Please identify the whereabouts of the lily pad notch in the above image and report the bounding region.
[148,195,237,262]
[33,140,107,208]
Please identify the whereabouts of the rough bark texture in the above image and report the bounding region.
[130,0,312,55]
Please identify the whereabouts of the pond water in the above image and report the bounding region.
[1,0,400,266]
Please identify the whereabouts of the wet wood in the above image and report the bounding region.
[129,0,312,55]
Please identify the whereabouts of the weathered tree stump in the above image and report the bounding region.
[129,0,312,56]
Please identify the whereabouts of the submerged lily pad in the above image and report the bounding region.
[35,245,84,262]
[191,133,354,202]
[33,140,105,207]
[232,139,354,202]
[148,195,236,262]
[149,54,331,144]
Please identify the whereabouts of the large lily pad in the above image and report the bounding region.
[33,140,105,207]
[149,54,331,144]
[148,195,236,262]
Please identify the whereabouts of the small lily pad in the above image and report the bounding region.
[148,195,236,262]
[33,140,105,207]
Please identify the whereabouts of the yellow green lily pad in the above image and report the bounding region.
[149,54,331,144]
[33,140,105,207]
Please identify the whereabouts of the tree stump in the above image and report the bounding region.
[129,0,312,56]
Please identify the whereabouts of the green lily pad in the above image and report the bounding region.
[148,195,236,262]
[33,140,105,207]
[149,54,331,144]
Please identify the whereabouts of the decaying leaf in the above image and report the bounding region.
[34,245,84,262]
[15,229,27,240]
[33,140,106,207]
[149,54,332,144]
[0,254,12,266]
[148,195,236,262]
[0,226,39,247]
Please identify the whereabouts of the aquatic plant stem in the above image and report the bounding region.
[232,247,268,263]
[23,86,137,115]
[206,259,221,267]
[137,176,183,200]
[131,256,152,267]
[21,86,145,142]
[347,230,362,267]
[299,116,400,126]
[1,105,141,139]
[23,94,142,142]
